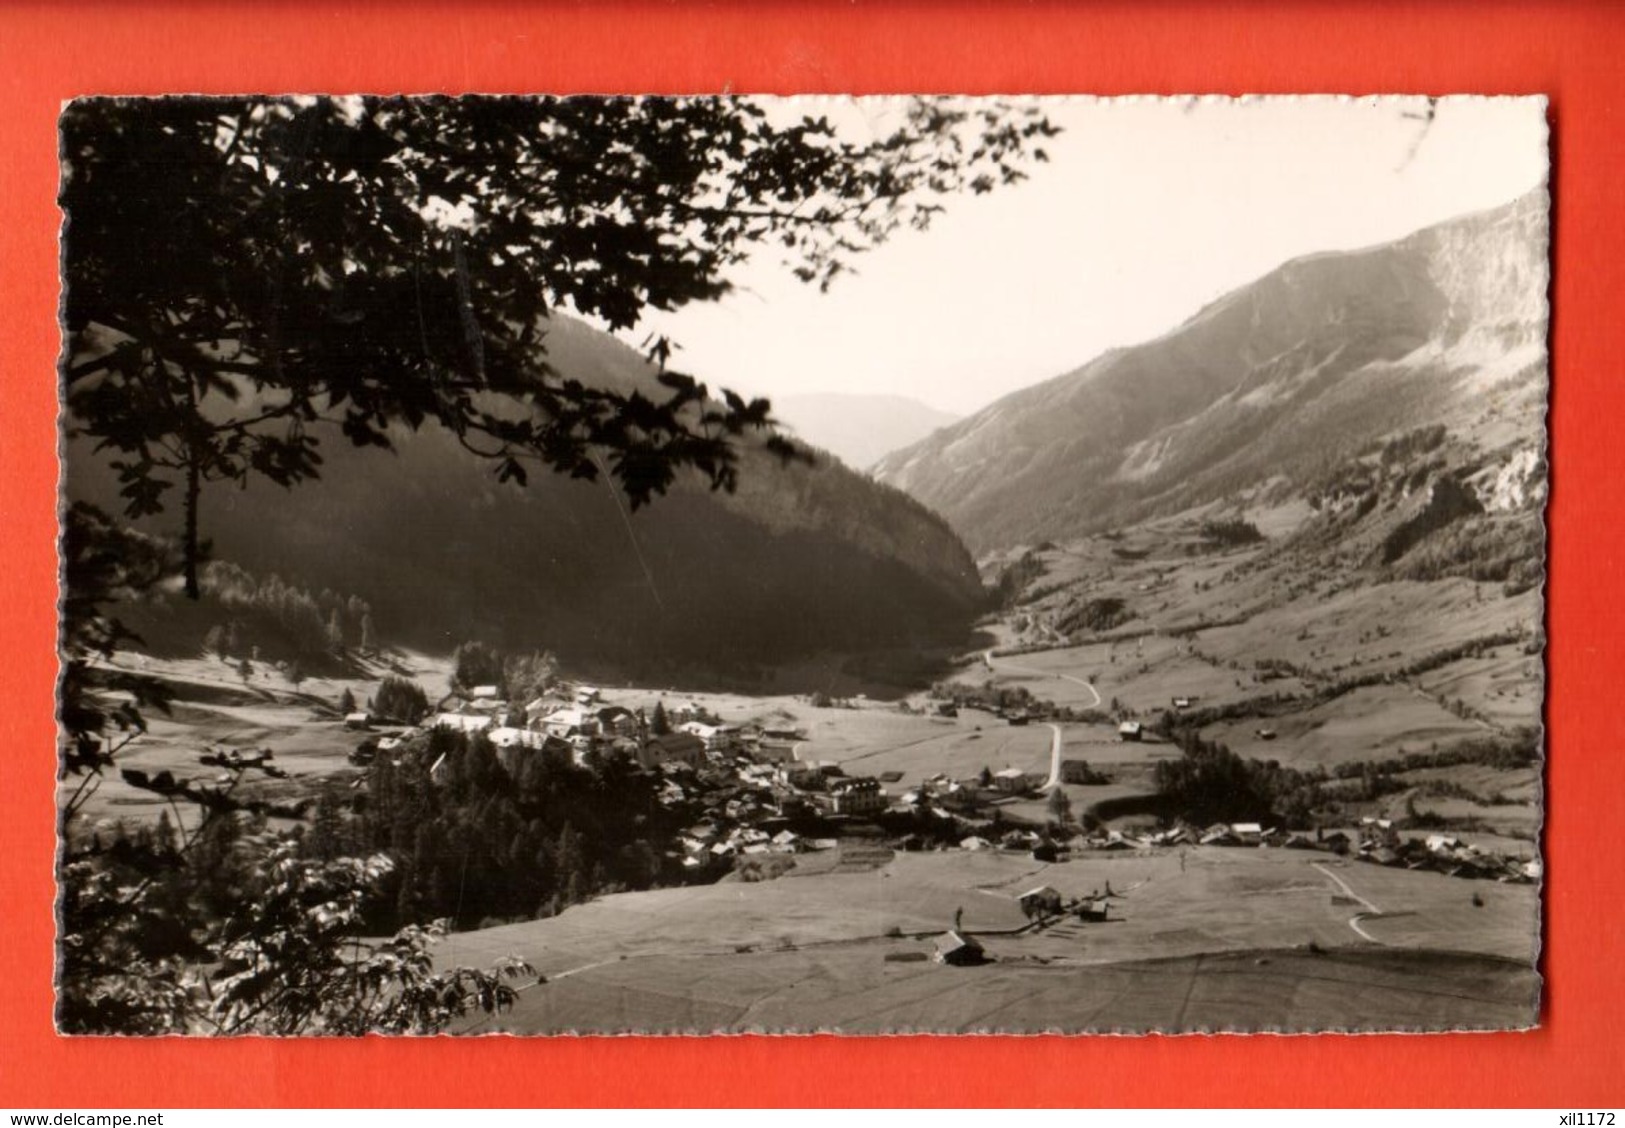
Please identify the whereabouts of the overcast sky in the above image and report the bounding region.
[630,95,1547,417]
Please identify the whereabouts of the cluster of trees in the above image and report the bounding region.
[1380,474,1484,565]
[930,679,1039,714]
[1317,630,1529,703]
[876,805,976,849]
[196,562,376,665]
[834,646,963,693]
[1389,510,1545,592]
[1150,691,1303,733]
[1223,630,1527,716]
[1153,722,1540,833]
[1395,458,1448,499]
[1152,727,1323,828]
[724,442,989,614]
[1306,462,1381,516]
[56,748,530,1035]
[1317,762,1410,804]
[1402,794,1452,830]
[1328,729,1541,781]
[1307,425,1449,515]
[311,728,684,929]
[449,640,558,704]
[1059,759,1109,785]
[1046,786,1074,829]
[1253,656,1306,680]
[1198,518,1265,547]
[80,549,380,673]
[371,676,432,724]
[1374,423,1449,467]
[1154,651,1526,741]
[649,700,672,735]
[1055,596,1132,636]
[989,550,1048,608]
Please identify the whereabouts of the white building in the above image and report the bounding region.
[488,726,549,751]
[539,707,601,741]
[679,720,738,753]
[993,767,1032,794]
[433,712,493,735]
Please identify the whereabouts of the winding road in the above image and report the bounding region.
[983,648,1103,711]
[984,649,1103,791]
[1312,861,1387,944]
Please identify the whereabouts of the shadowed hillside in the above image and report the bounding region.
[64,315,985,687]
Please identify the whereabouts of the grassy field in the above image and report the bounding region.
[65,651,407,832]
[1374,787,1540,838]
[1202,683,1488,766]
[964,518,1543,794]
[811,717,1054,780]
[447,846,1538,1034]
[1415,649,1547,730]
[998,775,1161,826]
[1397,763,1541,803]
[461,943,1535,1035]
[988,639,1310,715]
[1052,725,1184,763]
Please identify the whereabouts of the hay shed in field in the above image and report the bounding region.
[933,930,986,966]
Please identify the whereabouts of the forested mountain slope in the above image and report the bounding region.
[64,315,985,685]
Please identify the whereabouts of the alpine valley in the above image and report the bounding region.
[64,189,1549,1036]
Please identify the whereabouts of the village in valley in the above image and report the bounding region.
[62,251,1549,1033]
[359,668,1540,897]
[56,94,1548,1037]
[78,489,1544,1034]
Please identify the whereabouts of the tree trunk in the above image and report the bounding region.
[183,455,201,600]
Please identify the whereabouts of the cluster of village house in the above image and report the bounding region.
[930,819,1542,967]
[1040,817,1542,883]
[350,686,1538,885]
[915,815,1536,883]
[351,682,745,772]
[930,884,1117,966]
[349,683,892,871]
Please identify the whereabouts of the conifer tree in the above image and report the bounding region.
[1046,786,1073,829]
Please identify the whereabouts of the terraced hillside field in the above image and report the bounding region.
[962,501,1543,842]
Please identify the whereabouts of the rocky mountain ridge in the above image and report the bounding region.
[875,190,1549,554]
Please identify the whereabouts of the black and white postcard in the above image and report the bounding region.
[57,94,1547,1035]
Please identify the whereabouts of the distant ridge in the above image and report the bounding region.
[874,191,1549,552]
[773,392,960,471]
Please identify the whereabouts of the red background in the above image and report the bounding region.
[2,0,1620,1108]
